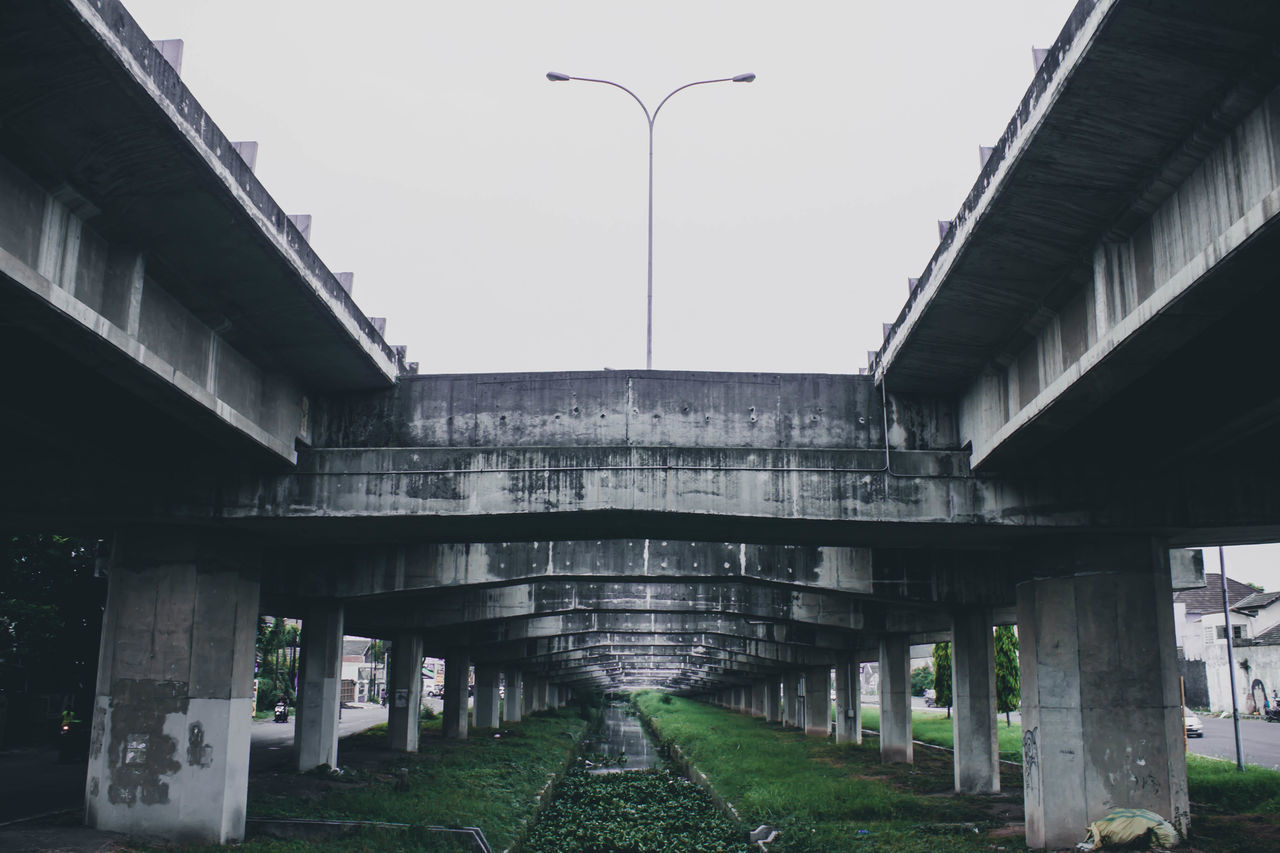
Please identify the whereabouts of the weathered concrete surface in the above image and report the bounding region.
[878,636,912,764]
[1017,537,1188,849]
[951,608,999,793]
[803,667,831,737]
[834,661,861,745]
[387,633,423,752]
[473,664,501,729]
[85,533,259,844]
[294,603,343,771]
[441,654,469,739]
[502,670,523,723]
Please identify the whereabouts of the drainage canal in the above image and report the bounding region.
[521,701,755,852]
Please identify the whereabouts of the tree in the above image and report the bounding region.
[994,626,1020,726]
[910,665,934,697]
[932,641,952,718]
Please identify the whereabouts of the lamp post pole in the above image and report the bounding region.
[547,72,755,370]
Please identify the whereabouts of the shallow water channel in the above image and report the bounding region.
[580,702,658,772]
[522,703,753,852]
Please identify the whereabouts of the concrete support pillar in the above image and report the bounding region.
[295,602,345,770]
[952,608,999,793]
[534,678,549,712]
[750,682,767,717]
[734,686,745,712]
[84,532,259,844]
[387,633,424,753]
[879,635,913,763]
[473,665,501,728]
[804,667,831,736]
[442,653,470,739]
[765,677,782,723]
[502,670,523,723]
[1017,537,1188,849]
[782,671,800,728]
[835,660,862,744]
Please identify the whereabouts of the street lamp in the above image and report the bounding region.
[546,71,756,370]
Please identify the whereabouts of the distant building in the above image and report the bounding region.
[340,637,384,704]
[1174,575,1279,711]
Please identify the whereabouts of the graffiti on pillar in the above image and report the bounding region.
[187,722,213,767]
[1022,726,1040,803]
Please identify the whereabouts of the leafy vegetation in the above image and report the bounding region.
[0,533,106,740]
[522,767,753,853]
[909,665,933,697]
[931,642,952,712]
[994,626,1020,724]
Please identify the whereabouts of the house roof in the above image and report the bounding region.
[1253,623,1280,646]
[1233,589,1280,613]
[342,638,371,658]
[1173,574,1257,616]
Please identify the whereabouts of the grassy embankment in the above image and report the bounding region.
[636,692,1022,853]
[637,693,1280,853]
[129,708,588,853]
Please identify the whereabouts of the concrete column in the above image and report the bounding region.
[84,532,259,844]
[765,677,782,723]
[295,602,345,770]
[750,682,767,717]
[952,608,999,793]
[522,677,536,715]
[442,653,470,739]
[473,665,501,728]
[804,667,831,736]
[386,633,423,752]
[879,635,912,763]
[782,671,800,728]
[532,678,549,712]
[835,660,862,744]
[1017,537,1188,849]
[502,670,524,723]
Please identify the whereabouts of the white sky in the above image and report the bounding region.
[119,0,1278,591]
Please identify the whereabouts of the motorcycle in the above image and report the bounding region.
[57,718,90,763]
[274,702,290,723]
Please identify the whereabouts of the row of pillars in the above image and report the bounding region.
[81,531,575,845]
[302,624,572,758]
[81,532,1187,849]
[705,549,1189,849]
[710,628,991,790]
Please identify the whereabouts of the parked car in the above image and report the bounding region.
[1183,707,1204,738]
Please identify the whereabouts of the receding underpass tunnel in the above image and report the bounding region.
[7,0,1280,849]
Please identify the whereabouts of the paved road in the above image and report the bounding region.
[1190,714,1280,771]
[250,703,388,770]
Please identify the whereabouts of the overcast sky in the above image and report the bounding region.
[119,0,1277,591]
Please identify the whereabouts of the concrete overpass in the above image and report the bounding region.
[3,0,1280,848]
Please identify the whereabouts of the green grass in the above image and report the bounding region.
[635,693,1020,853]
[858,706,1021,760]
[127,708,587,852]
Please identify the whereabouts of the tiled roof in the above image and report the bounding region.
[1233,589,1280,613]
[342,637,371,657]
[1253,623,1280,646]
[1173,574,1257,615]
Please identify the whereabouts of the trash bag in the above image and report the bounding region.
[1078,808,1178,850]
